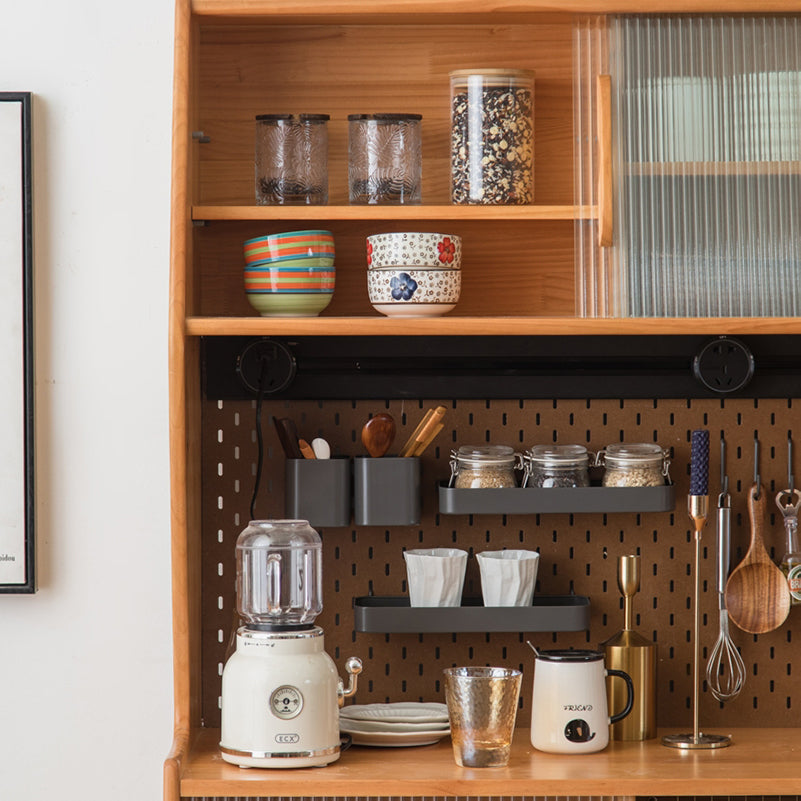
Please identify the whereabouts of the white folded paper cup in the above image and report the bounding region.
[403,548,468,607]
[476,550,539,606]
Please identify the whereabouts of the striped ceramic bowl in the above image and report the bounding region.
[244,263,335,317]
[244,229,335,266]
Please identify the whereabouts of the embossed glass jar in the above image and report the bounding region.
[598,443,670,487]
[450,445,521,489]
[524,444,590,488]
[255,113,329,205]
[348,113,422,205]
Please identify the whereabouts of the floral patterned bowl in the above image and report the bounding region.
[366,232,461,269]
[367,267,461,317]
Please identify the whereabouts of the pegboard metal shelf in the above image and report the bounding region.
[353,594,591,633]
[438,482,675,515]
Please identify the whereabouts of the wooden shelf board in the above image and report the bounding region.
[180,726,801,798]
[191,0,801,19]
[186,315,801,337]
[192,205,596,222]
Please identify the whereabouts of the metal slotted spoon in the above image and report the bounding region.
[706,444,746,702]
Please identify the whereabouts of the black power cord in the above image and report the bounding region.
[249,358,269,520]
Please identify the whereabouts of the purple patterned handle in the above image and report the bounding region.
[690,429,710,496]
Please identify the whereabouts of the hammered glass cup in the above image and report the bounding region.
[443,666,522,767]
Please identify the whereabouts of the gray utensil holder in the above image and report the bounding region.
[285,457,351,527]
[354,456,421,526]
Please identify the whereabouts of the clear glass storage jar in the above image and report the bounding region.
[450,445,521,489]
[348,113,422,205]
[450,69,534,205]
[598,443,670,487]
[255,113,329,205]
[524,444,590,488]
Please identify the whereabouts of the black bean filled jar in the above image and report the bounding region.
[450,69,534,205]
[524,444,591,488]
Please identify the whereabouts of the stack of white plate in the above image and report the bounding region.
[339,702,450,747]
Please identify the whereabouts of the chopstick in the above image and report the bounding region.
[399,405,447,457]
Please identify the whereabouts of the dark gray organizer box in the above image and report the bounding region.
[353,595,590,633]
[438,482,675,515]
[285,457,351,528]
[354,456,421,526]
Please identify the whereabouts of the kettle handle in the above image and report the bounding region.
[606,668,635,724]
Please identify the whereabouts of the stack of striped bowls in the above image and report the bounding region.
[243,229,335,316]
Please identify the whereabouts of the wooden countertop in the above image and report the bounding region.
[181,727,801,797]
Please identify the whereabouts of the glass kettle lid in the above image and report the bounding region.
[235,519,323,630]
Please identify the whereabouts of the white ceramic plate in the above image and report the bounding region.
[339,717,450,733]
[340,702,449,724]
[342,728,451,748]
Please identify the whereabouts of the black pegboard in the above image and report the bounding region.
[199,395,801,733]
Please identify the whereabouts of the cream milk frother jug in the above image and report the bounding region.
[530,649,634,754]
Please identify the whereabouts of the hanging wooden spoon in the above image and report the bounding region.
[724,483,791,634]
[361,413,396,458]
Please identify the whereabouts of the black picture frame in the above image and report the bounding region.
[0,92,35,593]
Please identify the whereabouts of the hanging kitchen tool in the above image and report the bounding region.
[600,554,657,740]
[361,413,396,457]
[725,438,791,634]
[663,429,730,750]
[705,437,745,703]
[778,436,801,606]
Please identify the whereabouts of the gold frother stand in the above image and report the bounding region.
[662,429,731,750]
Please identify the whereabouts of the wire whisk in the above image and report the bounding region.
[706,437,745,702]
[706,603,746,702]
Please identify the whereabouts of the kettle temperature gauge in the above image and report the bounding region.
[270,685,303,719]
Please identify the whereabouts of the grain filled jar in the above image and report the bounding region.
[524,445,590,488]
[598,443,670,487]
[450,445,521,489]
[450,69,535,205]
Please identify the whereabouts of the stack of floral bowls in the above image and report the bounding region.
[366,232,462,317]
[243,229,335,316]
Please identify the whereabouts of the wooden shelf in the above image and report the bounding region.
[186,315,801,337]
[180,726,801,798]
[192,204,596,222]
[191,0,801,18]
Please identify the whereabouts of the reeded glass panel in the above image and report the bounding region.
[576,15,801,317]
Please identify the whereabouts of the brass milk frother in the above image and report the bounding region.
[601,554,657,740]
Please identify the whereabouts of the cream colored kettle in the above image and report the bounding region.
[530,649,634,754]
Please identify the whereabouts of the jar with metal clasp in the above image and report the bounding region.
[449,445,522,489]
[523,444,591,488]
[597,443,671,487]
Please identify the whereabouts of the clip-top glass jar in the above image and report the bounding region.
[450,69,535,205]
[597,443,670,487]
[524,445,590,488]
[450,445,521,489]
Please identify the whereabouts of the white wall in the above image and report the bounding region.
[0,2,174,799]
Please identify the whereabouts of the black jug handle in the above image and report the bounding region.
[607,668,635,723]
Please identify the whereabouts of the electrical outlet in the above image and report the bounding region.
[693,336,755,394]
[236,338,296,395]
